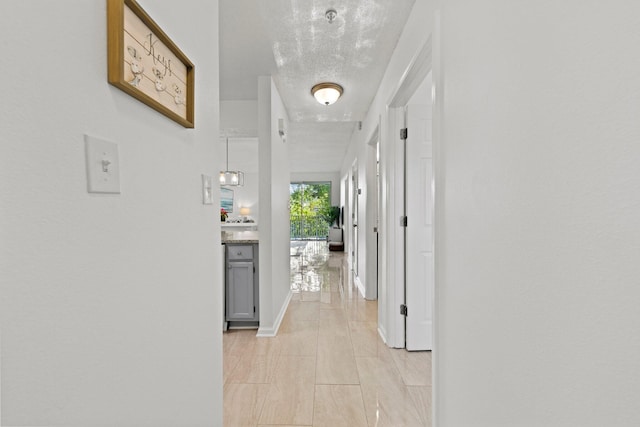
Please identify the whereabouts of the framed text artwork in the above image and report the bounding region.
[107,0,195,128]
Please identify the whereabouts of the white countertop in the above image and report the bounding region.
[221,230,259,244]
[221,222,258,231]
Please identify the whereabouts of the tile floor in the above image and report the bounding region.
[223,241,432,426]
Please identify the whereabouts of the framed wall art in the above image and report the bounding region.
[220,188,234,212]
[107,0,195,128]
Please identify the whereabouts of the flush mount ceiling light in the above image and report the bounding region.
[311,82,343,105]
[219,138,244,186]
[325,8,337,24]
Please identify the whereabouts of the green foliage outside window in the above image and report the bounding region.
[290,182,336,239]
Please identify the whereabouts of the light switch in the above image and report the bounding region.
[202,174,213,204]
[85,135,120,194]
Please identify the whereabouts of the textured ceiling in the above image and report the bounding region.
[258,0,415,123]
[219,0,416,172]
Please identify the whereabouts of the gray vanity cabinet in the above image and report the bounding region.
[225,243,259,323]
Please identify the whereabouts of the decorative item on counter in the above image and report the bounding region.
[220,208,228,222]
[239,206,251,221]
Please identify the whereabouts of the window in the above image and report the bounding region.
[289,182,334,240]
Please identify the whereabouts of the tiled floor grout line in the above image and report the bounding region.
[346,303,374,427]
[257,346,279,424]
[312,303,321,427]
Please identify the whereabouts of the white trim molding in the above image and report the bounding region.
[256,290,292,337]
[354,275,365,298]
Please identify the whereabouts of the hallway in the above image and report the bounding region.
[223,242,432,426]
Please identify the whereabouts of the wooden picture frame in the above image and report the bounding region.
[107,0,195,128]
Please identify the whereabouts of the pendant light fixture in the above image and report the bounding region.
[219,138,244,186]
[311,82,343,105]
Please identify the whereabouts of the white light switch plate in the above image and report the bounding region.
[85,135,120,194]
[202,174,213,204]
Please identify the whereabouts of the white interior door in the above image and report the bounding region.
[405,103,434,351]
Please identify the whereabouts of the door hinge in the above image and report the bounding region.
[400,128,408,140]
[400,304,408,316]
[400,216,408,227]
[253,266,255,273]
[254,306,256,313]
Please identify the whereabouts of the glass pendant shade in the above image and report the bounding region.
[311,82,343,105]
[220,137,244,186]
[219,170,244,186]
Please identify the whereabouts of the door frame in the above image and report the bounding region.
[384,35,434,348]
[350,160,359,281]
[365,124,380,300]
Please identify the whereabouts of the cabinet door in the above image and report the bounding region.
[226,261,255,321]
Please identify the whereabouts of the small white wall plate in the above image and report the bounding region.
[85,135,121,194]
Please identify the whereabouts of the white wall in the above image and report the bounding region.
[408,75,431,109]
[0,1,222,426]
[220,102,260,220]
[220,100,258,137]
[435,1,640,425]
[220,172,259,220]
[257,77,291,336]
[217,138,259,220]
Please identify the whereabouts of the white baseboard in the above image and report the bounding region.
[256,290,292,337]
[354,275,365,298]
[378,325,387,345]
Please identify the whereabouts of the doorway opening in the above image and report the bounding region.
[364,126,380,301]
[289,181,333,241]
[383,34,435,352]
[350,162,359,279]
[289,181,336,294]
